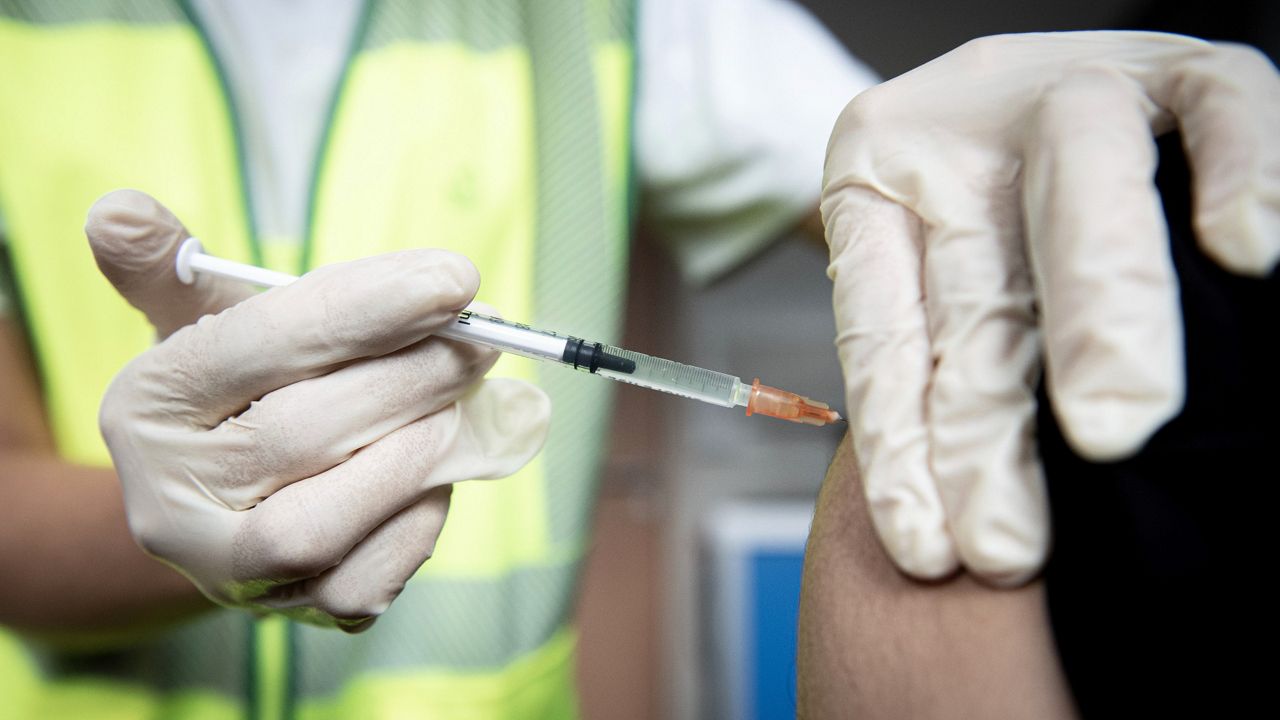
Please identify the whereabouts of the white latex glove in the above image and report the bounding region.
[821,32,1280,585]
[88,190,550,630]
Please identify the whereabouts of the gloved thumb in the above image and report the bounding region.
[85,189,254,339]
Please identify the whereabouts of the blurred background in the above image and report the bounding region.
[574,1,1276,719]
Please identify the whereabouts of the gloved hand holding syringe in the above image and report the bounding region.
[176,238,842,427]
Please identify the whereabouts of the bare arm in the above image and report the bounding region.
[797,434,1078,719]
[0,316,209,641]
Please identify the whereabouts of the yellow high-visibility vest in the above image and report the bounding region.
[0,1,634,717]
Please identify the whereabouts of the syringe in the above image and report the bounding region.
[175,239,843,427]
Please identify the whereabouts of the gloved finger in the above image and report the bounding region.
[820,183,957,579]
[229,378,550,587]
[139,247,480,429]
[1165,43,1280,275]
[1022,68,1183,461]
[189,335,497,509]
[256,485,453,632]
[921,189,1046,585]
[85,189,255,340]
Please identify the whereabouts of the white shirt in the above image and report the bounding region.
[191,0,876,281]
[0,0,877,312]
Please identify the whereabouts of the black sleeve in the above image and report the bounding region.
[1040,130,1279,718]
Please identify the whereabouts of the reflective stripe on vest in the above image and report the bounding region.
[0,0,634,718]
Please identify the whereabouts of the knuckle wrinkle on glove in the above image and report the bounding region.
[212,413,328,504]
[396,338,500,401]
[148,325,226,419]
[235,519,337,583]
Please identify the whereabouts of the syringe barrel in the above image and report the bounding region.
[436,311,568,363]
[594,345,740,408]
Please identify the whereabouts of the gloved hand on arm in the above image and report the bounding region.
[821,32,1280,585]
[87,190,550,631]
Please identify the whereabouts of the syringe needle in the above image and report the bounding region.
[743,379,843,427]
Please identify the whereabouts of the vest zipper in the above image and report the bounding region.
[300,0,377,275]
[173,0,264,269]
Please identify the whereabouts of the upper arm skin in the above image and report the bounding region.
[797,434,1078,720]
